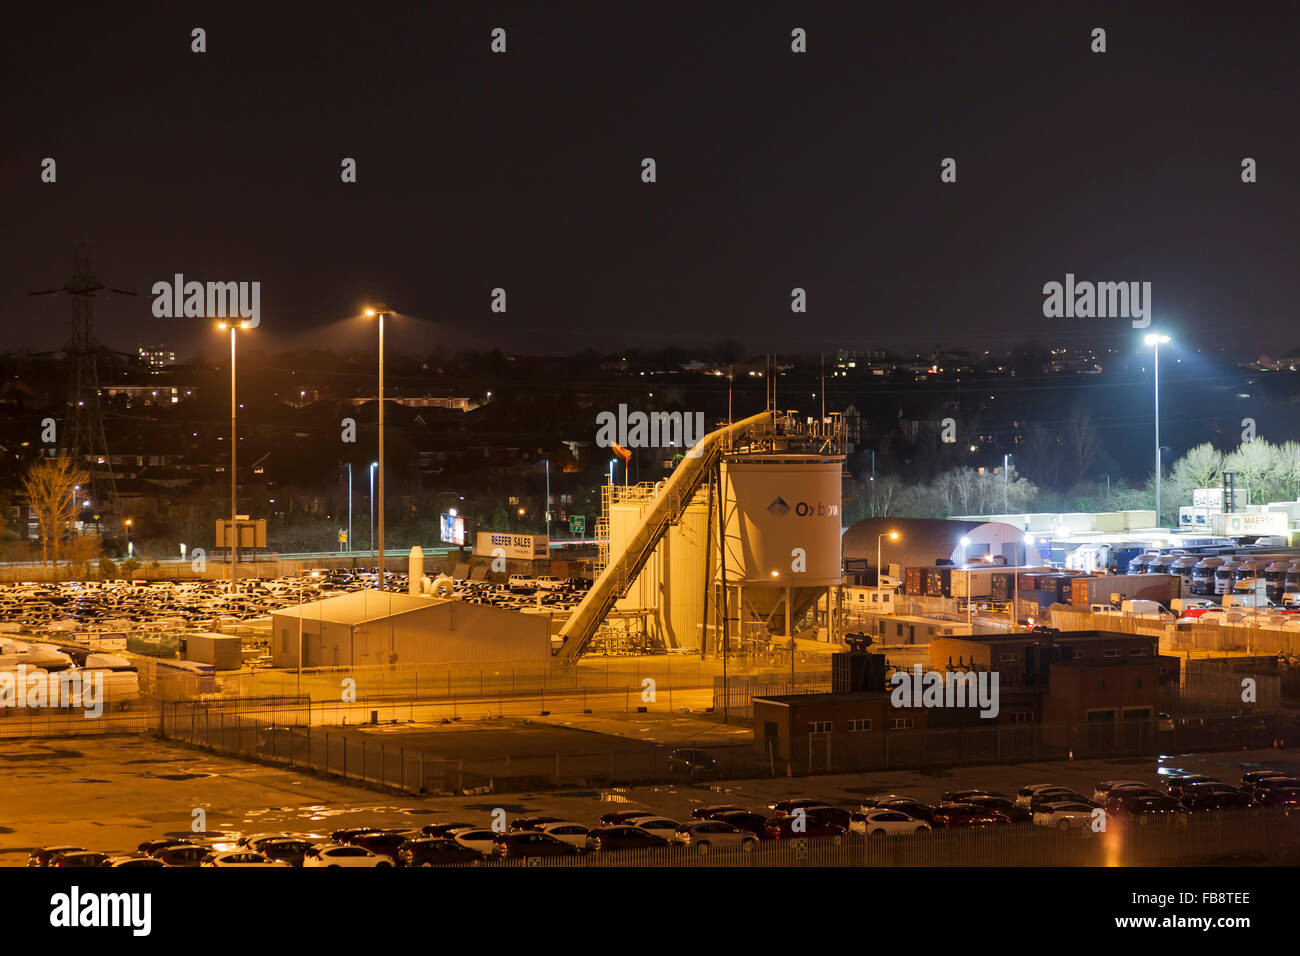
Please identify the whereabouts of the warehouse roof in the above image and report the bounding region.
[842,517,1022,569]
[272,590,444,626]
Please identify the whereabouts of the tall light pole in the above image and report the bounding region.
[218,320,251,594]
[877,531,899,588]
[1012,532,1034,630]
[346,462,353,553]
[369,461,377,553]
[1003,453,1011,512]
[544,459,551,540]
[365,307,390,591]
[1145,333,1171,528]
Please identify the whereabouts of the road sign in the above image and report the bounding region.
[569,515,585,534]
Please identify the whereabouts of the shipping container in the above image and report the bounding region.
[904,567,924,595]
[1068,573,1181,608]
[950,567,996,599]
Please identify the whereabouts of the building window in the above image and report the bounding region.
[808,721,832,734]
[888,717,913,730]
[998,652,1019,663]
[1011,711,1033,723]
[1128,647,1150,656]
[1104,649,1123,658]
[848,719,872,732]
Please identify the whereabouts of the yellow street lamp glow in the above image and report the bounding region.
[364,308,376,317]
[890,532,899,541]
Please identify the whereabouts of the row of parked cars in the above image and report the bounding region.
[31,768,1295,867]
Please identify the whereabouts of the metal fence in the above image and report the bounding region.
[0,701,156,738]
[779,712,1295,776]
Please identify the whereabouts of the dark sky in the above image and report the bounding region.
[4,1,1297,361]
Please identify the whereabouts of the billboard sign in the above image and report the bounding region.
[439,513,466,546]
[474,532,549,560]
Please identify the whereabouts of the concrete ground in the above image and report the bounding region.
[2,733,1295,864]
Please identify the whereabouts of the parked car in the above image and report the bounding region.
[1016,784,1064,808]
[27,845,86,868]
[1032,802,1097,829]
[397,838,484,867]
[1240,769,1293,794]
[493,832,581,860]
[101,856,165,868]
[1257,786,1300,808]
[960,796,1032,823]
[154,844,211,867]
[762,816,846,843]
[303,844,392,867]
[873,799,937,825]
[201,851,290,867]
[940,789,1009,803]
[50,851,111,868]
[1185,790,1253,812]
[1028,790,1095,813]
[1091,780,1151,803]
[631,816,681,838]
[598,810,658,826]
[932,803,1011,829]
[451,829,501,856]
[690,805,748,821]
[801,806,854,831]
[1252,777,1300,802]
[1162,773,1218,797]
[420,821,480,838]
[509,815,566,833]
[1178,782,1242,808]
[256,838,317,867]
[537,823,592,849]
[585,826,671,853]
[673,821,758,853]
[850,809,932,837]
[350,830,421,862]
[1114,795,1190,822]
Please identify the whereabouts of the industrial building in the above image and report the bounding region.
[556,410,846,660]
[841,516,1028,577]
[270,590,550,668]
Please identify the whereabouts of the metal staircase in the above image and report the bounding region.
[555,411,772,662]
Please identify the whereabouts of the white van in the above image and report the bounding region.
[1120,600,1175,619]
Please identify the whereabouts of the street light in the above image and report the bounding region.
[1144,333,1171,528]
[877,531,899,588]
[364,307,391,591]
[218,319,252,594]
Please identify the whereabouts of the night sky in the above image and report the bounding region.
[4,1,1297,361]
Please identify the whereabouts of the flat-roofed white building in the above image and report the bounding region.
[271,590,550,667]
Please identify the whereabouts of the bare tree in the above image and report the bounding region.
[21,457,90,568]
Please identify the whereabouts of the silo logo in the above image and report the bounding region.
[767,497,838,518]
